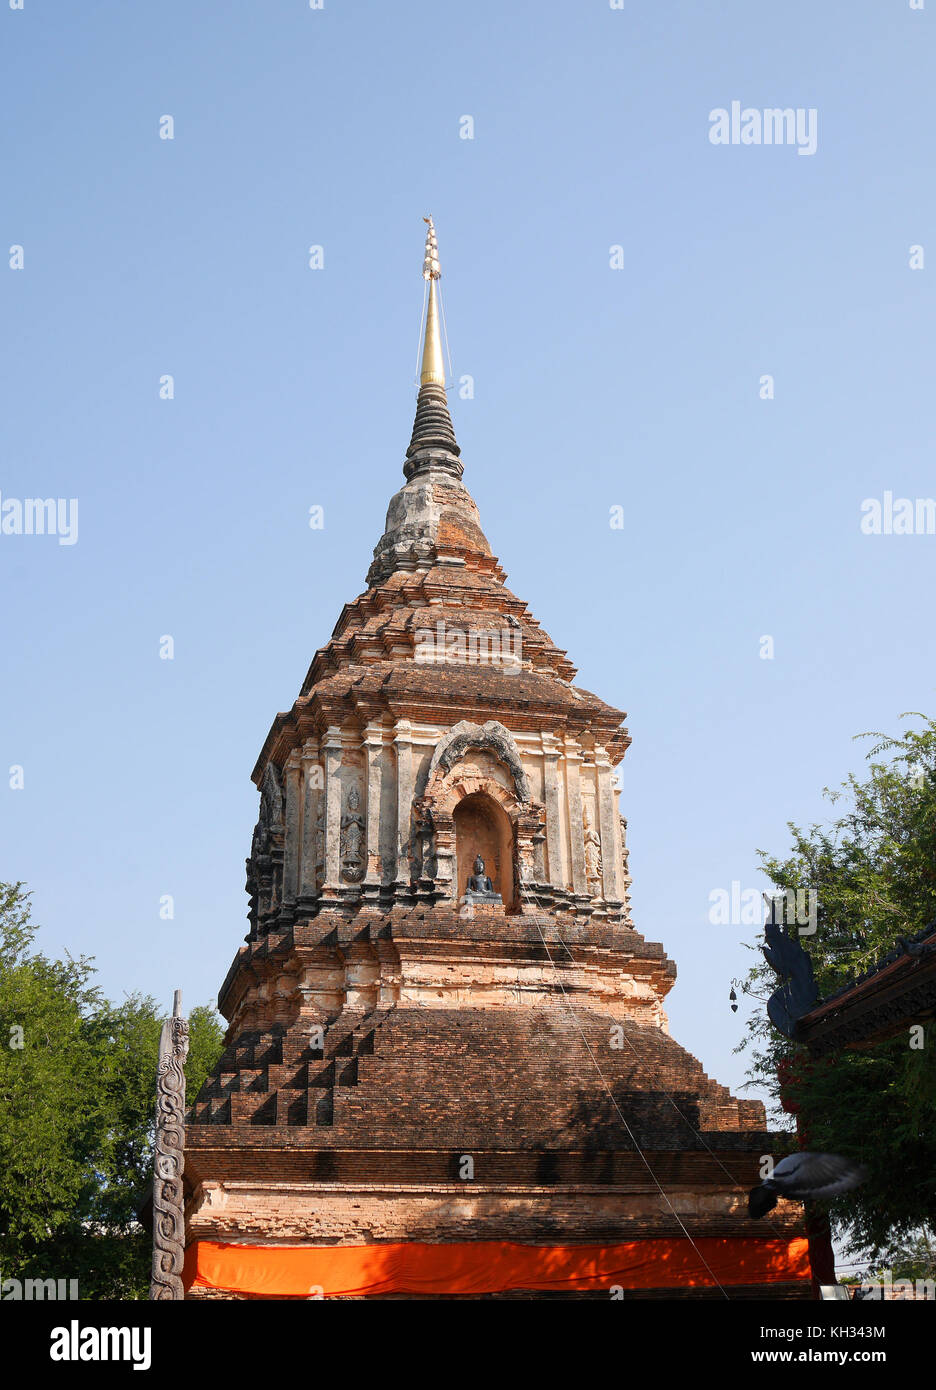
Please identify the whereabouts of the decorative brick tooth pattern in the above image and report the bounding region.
[189,1006,764,1144]
[192,1011,385,1128]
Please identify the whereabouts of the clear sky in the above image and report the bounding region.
[1,0,934,1110]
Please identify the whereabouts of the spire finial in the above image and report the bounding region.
[422,215,440,281]
[404,217,461,480]
[419,216,445,388]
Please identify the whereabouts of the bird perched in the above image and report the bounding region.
[749,1152,867,1219]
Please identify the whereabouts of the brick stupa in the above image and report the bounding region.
[183,220,808,1299]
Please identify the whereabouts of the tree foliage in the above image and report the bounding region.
[736,714,936,1265]
[0,882,225,1298]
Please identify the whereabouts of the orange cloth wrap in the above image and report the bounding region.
[184,1236,810,1298]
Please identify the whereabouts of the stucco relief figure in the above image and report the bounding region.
[314,811,325,889]
[245,822,264,899]
[248,771,280,877]
[260,762,285,831]
[416,815,437,881]
[620,813,632,883]
[583,804,602,896]
[340,785,365,882]
[532,828,546,882]
[619,813,634,924]
[246,761,286,921]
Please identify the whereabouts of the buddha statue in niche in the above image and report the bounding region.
[464,855,501,903]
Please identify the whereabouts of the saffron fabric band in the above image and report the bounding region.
[184,1236,811,1298]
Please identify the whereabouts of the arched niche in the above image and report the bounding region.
[453,791,516,910]
[413,726,545,913]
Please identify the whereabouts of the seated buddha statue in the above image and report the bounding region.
[467,855,494,895]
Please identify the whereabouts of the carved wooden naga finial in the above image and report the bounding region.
[150,989,190,1300]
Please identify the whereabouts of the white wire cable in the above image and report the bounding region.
[549,922,793,1247]
[519,884,730,1298]
[414,279,428,385]
[438,280,455,386]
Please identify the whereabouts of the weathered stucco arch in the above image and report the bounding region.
[422,720,530,804]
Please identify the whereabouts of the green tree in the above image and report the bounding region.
[0,882,225,1298]
[736,714,936,1265]
[880,1228,936,1284]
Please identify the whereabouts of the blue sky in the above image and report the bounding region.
[1,0,934,1109]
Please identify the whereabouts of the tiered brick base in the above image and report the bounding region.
[185,913,806,1298]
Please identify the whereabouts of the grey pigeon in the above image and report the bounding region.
[749,1152,867,1219]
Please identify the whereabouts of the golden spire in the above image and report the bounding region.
[419,216,445,388]
[404,216,461,480]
